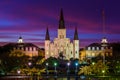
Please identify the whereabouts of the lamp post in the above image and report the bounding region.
[17,69,21,75]
[75,63,78,73]
[28,62,32,75]
[67,62,70,74]
[67,62,70,80]
[54,63,57,80]
[28,62,32,67]
[46,63,49,79]
[102,70,105,76]
[75,63,78,80]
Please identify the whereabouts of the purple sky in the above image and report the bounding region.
[0,0,120,48]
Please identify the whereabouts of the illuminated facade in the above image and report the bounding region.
[80,43,112,60]
[5,36,40,57]
[45,9,79,60]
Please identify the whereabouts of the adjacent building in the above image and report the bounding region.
[4,36,41,57]
[80,38,112,60]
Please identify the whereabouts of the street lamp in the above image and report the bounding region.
[67,62,70,74]
[28,62,32,75]
[102,70,105,76]
[54,62,57,78]
[92,62,95,65]
[28,62,32,67]
[75,63,78,73]
[67,62,70,80]
[46,63,49,75]
[17,69,21,74]
[75,63,78,80]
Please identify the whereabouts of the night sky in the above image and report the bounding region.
[0,0,120,48]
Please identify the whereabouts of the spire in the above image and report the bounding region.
[74,27,79,40]
[45,27,50,40]
[59,8,65,29]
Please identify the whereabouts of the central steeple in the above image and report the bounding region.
[58,9,66,39]
[59,8,65,29]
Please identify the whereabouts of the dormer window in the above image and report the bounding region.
[97,47,99,50]
[92,47,95,50]
[88,47,91,50]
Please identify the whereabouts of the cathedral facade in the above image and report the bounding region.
[45,9,79,60]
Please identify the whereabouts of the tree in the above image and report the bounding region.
[79,66,92,75]
[91,60,109,75]
[0,50,29,73]
[78,60,109,76]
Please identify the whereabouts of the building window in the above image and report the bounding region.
[30,47,32,51]
[71,51,72,54]
[110,47,112,49]
[97,47,99,50]
[87,53,91,56]
[92,53,95,56]
[51,52,53,56]
[88,47,91,50]
[19,47,22,50]
[62,35,64,38]
[34,47,36,51]
[76,51,77,54]
[106,53,108,56]
[101,47,104,50]
[46,52,48,55]
[26,47,28,51]
[110,53,112,56]
[92,47,95,50]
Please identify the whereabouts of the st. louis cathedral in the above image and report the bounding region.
[45,9,79,60]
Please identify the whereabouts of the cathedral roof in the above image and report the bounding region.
[59,8,65,29]
[45,27,50,40]
[74,27,79,40]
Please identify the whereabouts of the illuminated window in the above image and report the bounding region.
[101,47,104,50]
[60,35,64,39]
[46,52,48,55]
[110,47,112,49]
[30,47,32,51]
[92,53,95,56]
[51,52,53,56]
[106,53,108,56]
[34,47,36,51]
[110,53,112,56]
[87,53,91,56]
[97,47,99,50]
[92,47,95,50]
[88,47,91,50]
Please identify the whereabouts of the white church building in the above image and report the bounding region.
[45,9,79,60]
